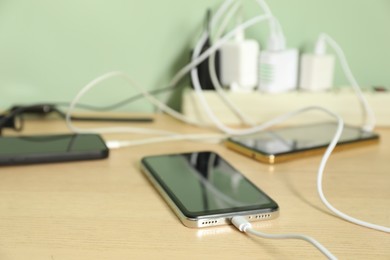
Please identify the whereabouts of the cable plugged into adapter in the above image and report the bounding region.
[258,48,299,93]
[220,25,259,92]
[258,28,299,93]
[299,33,375,132]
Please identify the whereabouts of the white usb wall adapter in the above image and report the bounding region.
[220,31,259,92]
[257,29,299,93]
[258,48,299,93]
[299,36,335,91]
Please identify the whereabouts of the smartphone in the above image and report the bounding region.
[140,151,279,228]
[0,133,109,165]
[225,122,380,164]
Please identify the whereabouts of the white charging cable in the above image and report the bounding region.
[206,0,287,126]
[231,216,337,259]
[66,0,242,135]
[315,33,376,132]
[106,133,227,149]
[168,0,235,88]
[206,0,286,126]
[225,102,344,259]
[189,1,294,136]
[65,71,206,135]
[66,1,276,135]
[171,14,271,90]
[254,0,286,50]
[230,99,386,258]
[207,2,257,126]
[193,71,390,232]
[67,14,272,136]
[191,15,292,135]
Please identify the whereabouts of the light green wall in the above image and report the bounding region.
[0,0,389,112]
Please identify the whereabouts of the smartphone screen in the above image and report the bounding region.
[141,151,278,228]
[226,122,379,164]
[0,134,109,165]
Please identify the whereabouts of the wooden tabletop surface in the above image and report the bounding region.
[0,115,389,259]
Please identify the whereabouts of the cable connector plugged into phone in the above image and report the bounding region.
[231,215,252,231]
[231,216,337,259]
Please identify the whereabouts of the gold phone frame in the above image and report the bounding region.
[225,129,379,164]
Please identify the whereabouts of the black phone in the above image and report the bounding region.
[225,122,380,164]
[0,133,109,165]
[140,151,279,228]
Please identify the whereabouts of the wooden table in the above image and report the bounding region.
[0,115,389,259]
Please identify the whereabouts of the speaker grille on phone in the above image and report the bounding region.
[251,213,272,220]
[256,214,271,219]
[201,220,218,226]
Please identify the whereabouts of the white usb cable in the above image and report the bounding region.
[106,133,227,149]
[231,216,337,259]
[208,2,257,126]
[314,33,376,132]
[66,15,272,135]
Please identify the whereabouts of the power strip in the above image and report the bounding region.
[182,89,390,127]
